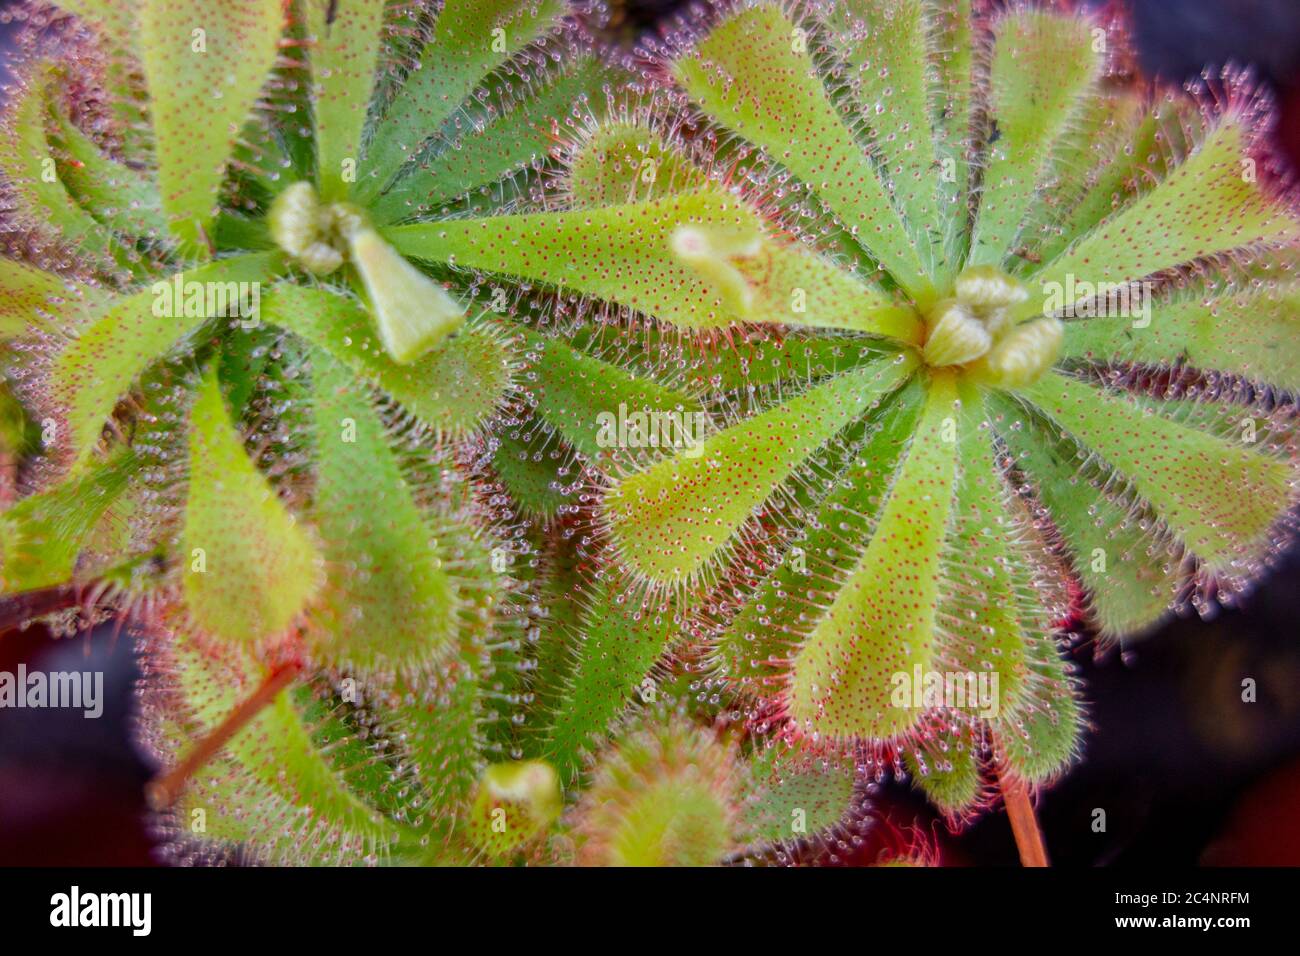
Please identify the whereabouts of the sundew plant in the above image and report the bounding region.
[0,0,1297,868]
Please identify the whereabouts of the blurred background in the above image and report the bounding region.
[2,0,1300,866]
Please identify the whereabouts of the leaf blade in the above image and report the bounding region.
[1020,116,1300,321]
[139,0,284,249]
[360,0,566,196]
[605,357,916,585]
[1061,282,1300,393]
[1020,371,1295,570]
[307,351,458,672]
[673,4,933,301]
[371,54,619,223]
[308,0,387,202]
[182,367,320,647]
[788,372,961,741]
[53,253,279,469]
[260,283,511,438]
[387,190,919,338]
[968,10,1104,266]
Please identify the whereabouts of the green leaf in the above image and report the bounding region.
[0,65,125,270]
[1147,395,1298,459]
[386,666,486,848]
[217,323,276,415]
[0,381,32,459]
[306,351,458,672]
[182,367,320,647]
[386,189,920,338]
[308,0,387,202]
[572,711,741,866]
[171,638,400,860]
[821,0,950,278]
[293,686,412,819]
[932,385,1046,715]
[360,0,567,198]
[525,330,704,462]
[565,118,707,209]
[743,742,856,846]
[631,326,894,395]
[1019,116,1300,321]
[1018,95,1198,268]
[53,253,280,470]
[931,0,974,195]
[544,583,680,784]
[788,371,961,741]
[905,727,983,816]
[224,6,317,203]
[372,54,620,223]
[377,526,502,855]
[0,452,136,593]
[259,283,511,438]
[46,98,169,240]
[139,0,284,250]
[491,427,573,521]
[605,356,916,586]
[996,622,1082,785]
[1062,281,1300,393]
[719,337,903,391]
[0,258,106,339]
[1020,372,1294,571]
[520,537,587,728]
[967,10,1104,266]
[714,378,925,686]
[988,390,1181,637]
[212,211,275,253]
[673,4,933,303]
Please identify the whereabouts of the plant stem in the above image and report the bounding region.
[997,760,1049,867]
[146,660,303,810]
[0,585,81,636]
[0,450,15,506]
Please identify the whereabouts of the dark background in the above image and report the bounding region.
[3,0,1300,866]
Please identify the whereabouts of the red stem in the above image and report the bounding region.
[997,760,1049,867]
[146,660,303,810]
[0,585,82,635]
